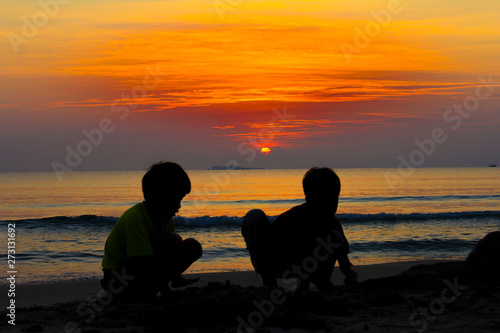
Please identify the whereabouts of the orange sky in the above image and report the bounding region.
[1,0,499,171]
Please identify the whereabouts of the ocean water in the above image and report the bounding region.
[1,168,499,284]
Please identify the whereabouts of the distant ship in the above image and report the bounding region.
[489,164,497,167]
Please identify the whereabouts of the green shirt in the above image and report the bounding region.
[102,202,175,270]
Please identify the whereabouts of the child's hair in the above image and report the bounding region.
[142,162,191,201]
[302,167,341,199]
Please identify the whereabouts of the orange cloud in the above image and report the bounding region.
[213,126,236,129]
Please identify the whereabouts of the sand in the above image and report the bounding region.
[1,260,499,332]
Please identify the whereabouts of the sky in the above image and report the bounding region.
[1,0,499,173]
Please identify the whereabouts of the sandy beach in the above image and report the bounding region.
[2,259,499,332]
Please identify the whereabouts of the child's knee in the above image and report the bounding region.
[242,209,269,236]
[156,232,183,255]
[245,209,267,221]
[183,238,203,260]
[164,232,183,243]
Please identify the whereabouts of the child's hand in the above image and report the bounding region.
[344,267,359,285]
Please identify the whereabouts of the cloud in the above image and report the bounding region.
[0,104,20,109]
[213,125,236,129]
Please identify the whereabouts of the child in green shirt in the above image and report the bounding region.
[101,162,202,302]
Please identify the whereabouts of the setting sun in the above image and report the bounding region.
[261,147,271,155]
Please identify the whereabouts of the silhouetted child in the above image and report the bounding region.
[242,167,358,291]
[101,162,202,302]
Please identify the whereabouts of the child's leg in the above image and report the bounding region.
[156,233,202,274]
[241,209,277,286]
[178,237,203,274]
[167,238,203,288]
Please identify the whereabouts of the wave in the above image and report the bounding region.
[6,194,498,211]
[2,210,499,228]
[3,215,118,229]
[352,239,478,252]
[174,211,500,227]
[336,211,500,223]
[187,194,500,206]
[343,194,500,203]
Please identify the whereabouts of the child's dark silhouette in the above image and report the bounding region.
[101,162,202,302]
[242,167,358,290]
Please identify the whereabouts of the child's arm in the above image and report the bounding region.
[338,254,358,285]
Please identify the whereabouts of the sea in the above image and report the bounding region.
[1,168,499,284]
